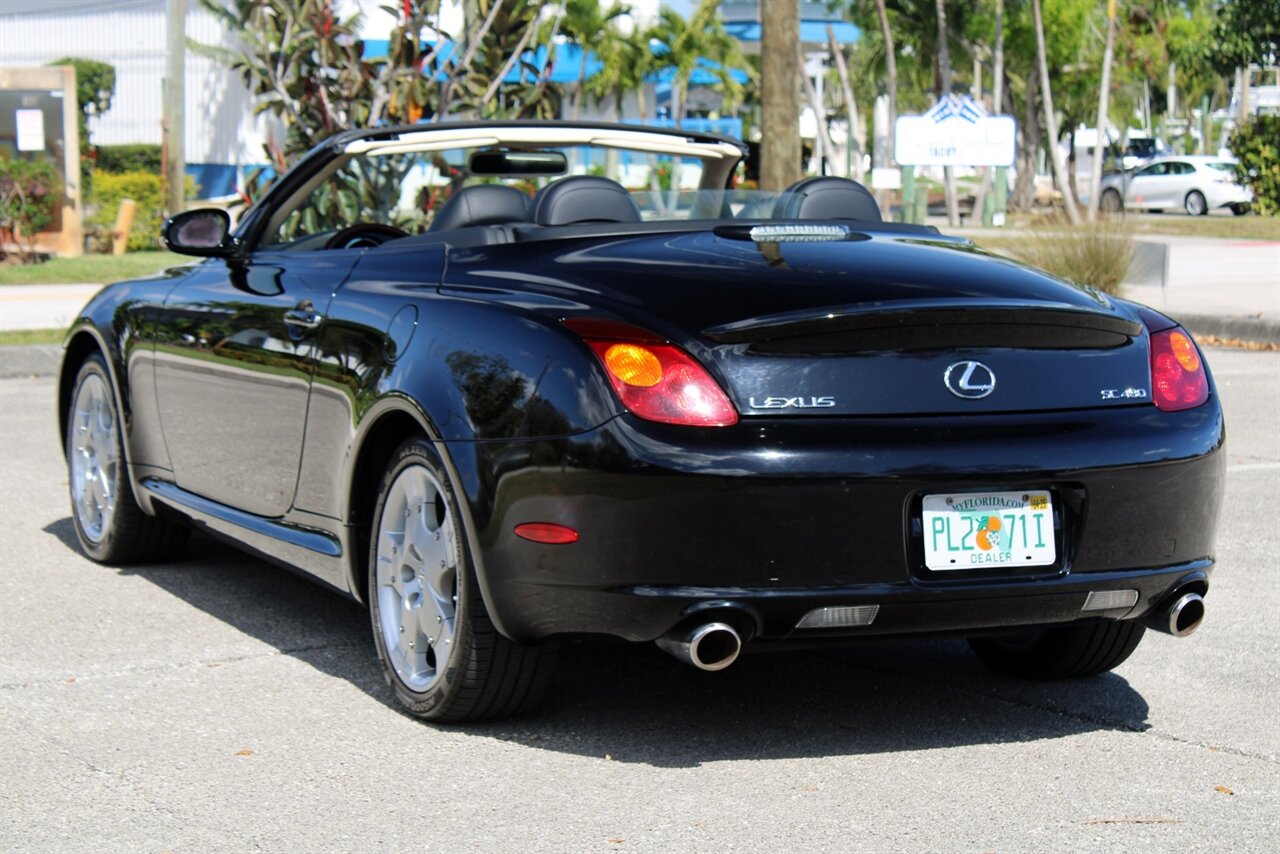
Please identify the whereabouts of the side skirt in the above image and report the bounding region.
[140,478,354,598]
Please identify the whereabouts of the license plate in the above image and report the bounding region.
[922,491,1055,571]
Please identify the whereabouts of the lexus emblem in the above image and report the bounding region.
[944,361,996,399]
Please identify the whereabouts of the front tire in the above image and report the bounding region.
[368,437,556,722]
[66,353,187,564]
[968,620,1145,679]
[1099,188,1123,213]
[1184,190,1208,216]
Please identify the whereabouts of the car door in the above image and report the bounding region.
[1126,161,1170,209]
[152,248,362,518]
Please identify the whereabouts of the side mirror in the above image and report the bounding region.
[163,208,233,257]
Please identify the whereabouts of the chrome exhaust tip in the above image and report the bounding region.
[1148,591,1206,637]
[656,622,742,671]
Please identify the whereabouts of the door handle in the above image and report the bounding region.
[284,300,323,330]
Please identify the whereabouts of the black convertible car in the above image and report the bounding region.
[61,122,1224,721]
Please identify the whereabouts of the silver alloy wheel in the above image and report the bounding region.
[69,372,120,544]
[374,464,460,692]
[1185,191,1207,216]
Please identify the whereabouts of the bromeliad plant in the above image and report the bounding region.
[0,158,62,264]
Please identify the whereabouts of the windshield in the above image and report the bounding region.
[262,139,800,248]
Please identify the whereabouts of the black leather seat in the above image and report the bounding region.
[530,176,641,226]
[773,176,882,222]
[429,184,530,232]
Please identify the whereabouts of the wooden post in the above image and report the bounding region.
[163,0,188,218]
[111,199,137,255]
[900,165,915,223]
[993,166,1008,226]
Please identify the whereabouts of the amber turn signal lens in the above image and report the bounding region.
[1169,330,1200,372]
[603,344,664,387]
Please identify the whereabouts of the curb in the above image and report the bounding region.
[0,344,62,378]
[1171,313,1280,346]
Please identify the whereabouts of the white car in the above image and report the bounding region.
[1099,156,1253,216]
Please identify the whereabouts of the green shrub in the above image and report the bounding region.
[0,157,63,262]
[1006,218,1135,294]
[1229,116,1280,216]
[96,144,162,175]
[86,170,190,252]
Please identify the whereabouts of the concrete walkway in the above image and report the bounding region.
[0,283,102,332]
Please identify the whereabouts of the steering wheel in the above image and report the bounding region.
[323,223,409,250]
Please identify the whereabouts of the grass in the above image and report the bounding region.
[0,328,64,346]
[0,252,190,286]
[967,211,1280,241]
[973,218,1135,293]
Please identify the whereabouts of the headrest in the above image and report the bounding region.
[773,176,882,222]
[530,176,641,226]
[429,184,529,232]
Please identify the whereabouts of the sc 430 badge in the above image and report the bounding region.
[748,396,837,409]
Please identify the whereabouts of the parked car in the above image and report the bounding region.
[1099,155,1253,215]
[60,121,1224,722]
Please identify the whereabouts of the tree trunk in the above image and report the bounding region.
[761,0,801,190]
[970,1,1003,222]
[1032,0,1080,224]
[1087,0,1116,221]
[803,71,845,176]
[875,0,897,166]
[935,0,959,226]
[1012,66,1039,211]
[827,25,864,169]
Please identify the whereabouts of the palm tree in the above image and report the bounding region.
[1087,0,1117,222]
[1032,0,1081,224]
[559,0,631,121]
[646,0,742,127]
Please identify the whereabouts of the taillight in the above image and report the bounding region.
[564,319,738,427]
[1149,327,1208,411]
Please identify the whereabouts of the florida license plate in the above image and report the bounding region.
[922,491,1055,571]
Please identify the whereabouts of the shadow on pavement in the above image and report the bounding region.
[44,517,1151,767]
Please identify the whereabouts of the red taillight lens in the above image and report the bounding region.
[1150,328,1209,411]
[563,319,738,426]
[584,340,738,426]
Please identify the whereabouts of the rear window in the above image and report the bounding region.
[1205,162,1237,173]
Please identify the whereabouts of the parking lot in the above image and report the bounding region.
[2,347,1277,852]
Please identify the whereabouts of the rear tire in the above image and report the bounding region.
[65,353,188,564]
[1230,203,1250,216]
[1184,190,1208,216]
[367,436,556,722]
[968,620,1145,679]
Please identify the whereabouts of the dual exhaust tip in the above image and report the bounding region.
[656,621,743,671]
[657,589,1206,670]
[1148,590,1206,638]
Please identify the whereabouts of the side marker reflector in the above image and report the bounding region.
[514,523,580,545]
[1082,590,1139,611]
[796,605,879,630]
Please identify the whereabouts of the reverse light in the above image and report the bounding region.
[564,319,738,427]
[1149,327,1209,411]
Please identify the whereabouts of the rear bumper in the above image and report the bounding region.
[461,402,1225,643]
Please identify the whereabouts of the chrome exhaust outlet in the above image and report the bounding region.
[1146,591,1206,638]
[656,622,742,671]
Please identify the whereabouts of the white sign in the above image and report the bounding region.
[15,109,45,152]
[894,95,1016,167]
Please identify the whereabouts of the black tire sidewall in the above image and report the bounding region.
[367,437,477,718]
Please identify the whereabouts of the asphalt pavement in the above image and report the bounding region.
[1,347,1277,852]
